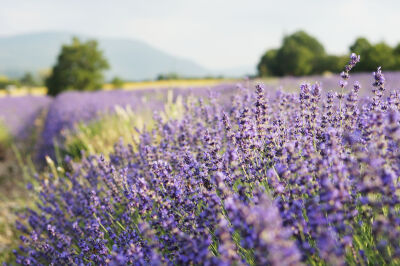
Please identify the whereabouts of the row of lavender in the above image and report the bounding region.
[0,96,51,140]
[1,72,399,158]
[0,85,238,160]
[12,55,400,265]
[38,85,239,160]
[272,71,400,96]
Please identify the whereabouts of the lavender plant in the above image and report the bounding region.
[13,54,400,265]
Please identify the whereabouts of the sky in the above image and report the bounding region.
[1,0,400,70]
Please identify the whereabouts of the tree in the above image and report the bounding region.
[258,32,400,77]
[46,37,109,96]
[314,55,348,74]
[349,38,397,71]
[350,37,371,55]
[349,39,395,71]
[276,31,326,76]
[364,42,396,70]
[350,37,372,71]
[394,43,400,55]
[257,30,326,77]
[277,42,314,76]
[394,43,400,70]
[19,72,37,87]
[111,76,124,89]
[257,49,279,77]
[156,73,180,80]
[0,76,19,90]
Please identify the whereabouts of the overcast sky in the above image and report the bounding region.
[1,0,399,69]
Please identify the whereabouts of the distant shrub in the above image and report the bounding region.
[0,78,19,90]
[156,72,180,80]
[19,72,38,87]
[111,76,124,89]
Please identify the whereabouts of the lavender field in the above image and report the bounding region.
[0,54,400,265]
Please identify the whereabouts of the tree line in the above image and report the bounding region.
[0,72,42,90]
[26,32,400,96]
[257,30,400,77]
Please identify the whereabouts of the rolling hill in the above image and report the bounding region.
[0,32,212,80]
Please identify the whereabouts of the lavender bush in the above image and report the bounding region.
[14,54,400,265]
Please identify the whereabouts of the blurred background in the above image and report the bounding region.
[1,0,400,261]
[1,0,400,92]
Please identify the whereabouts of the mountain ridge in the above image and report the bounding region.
[0,31,212,80]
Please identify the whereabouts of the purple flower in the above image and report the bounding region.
[13,55,400,264]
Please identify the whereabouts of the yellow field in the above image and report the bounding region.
[104,78,232,90]
[0,87,47,97]
[0,78,233,97]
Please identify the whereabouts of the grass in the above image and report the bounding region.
[60,90,185,160]
[61,106,152,159]
[0,114,46,262]
[0,146,31,262]
[0,122,12,161]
